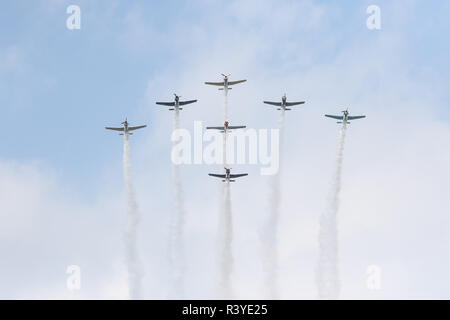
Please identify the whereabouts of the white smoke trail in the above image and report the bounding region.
[317,122,347,299]
[263,109,285,299]
[224,88,229,121]
[217,87,234,298]
[123,133,143,299]
[218,180,233,299]
[168,110,186,298]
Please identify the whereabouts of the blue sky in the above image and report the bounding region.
[1,0,449,187]
[1,0,450,299]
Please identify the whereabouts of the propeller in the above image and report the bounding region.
[121,117,128,125]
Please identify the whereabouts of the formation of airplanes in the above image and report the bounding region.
[106,74,366,183]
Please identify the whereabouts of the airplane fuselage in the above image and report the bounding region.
[223,77,229,91]
[224,169,231,181]
[343,111,349,124]
[222,121,230,133]
[174,96,180,110]
[281,96,287,109]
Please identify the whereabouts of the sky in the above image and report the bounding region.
[1,0,450,299]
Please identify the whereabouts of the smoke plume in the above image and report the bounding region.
[123,133,143,299]
[317,123,347,299]
[263,109,285,299]
[168,110,186,298]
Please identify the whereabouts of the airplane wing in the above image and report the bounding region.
[228,80,247,86]
[128,125,147,131]
[105,127,124,131]
[228,126,246,129]
[205,81,225,86]
[325,115,344,120]
[156,102,175,106]
[209,174,226,178]
[179,100,198,106]
[206,126,225,130]
[263,101,282,106]
[347,115,366,120]
[229,173,248,178]
[285,101,305,106]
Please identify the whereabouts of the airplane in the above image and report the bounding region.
[209,167,248,182]
[263,94,305,111]
[156,93,197,111]
[105,118,147,135]
[205,74,246,91]
[325,109,366,124]
[206,121,246,133]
